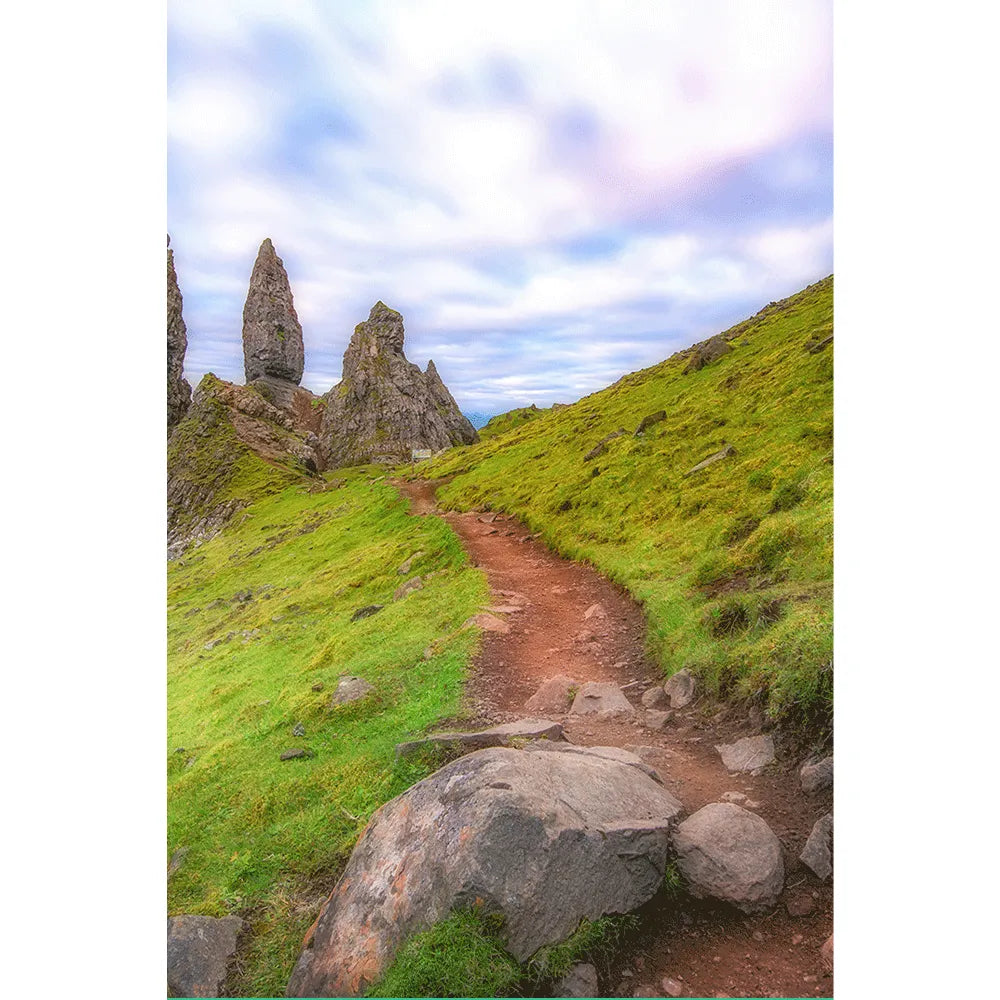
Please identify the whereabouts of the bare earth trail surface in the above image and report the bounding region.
[396,479,833,999]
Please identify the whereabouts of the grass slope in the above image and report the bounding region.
[423,277,833,729]
[167,469,488,995]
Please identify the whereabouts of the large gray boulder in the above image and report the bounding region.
[242,238,305,384]
[167,242,192,435]
[167,914,244,998]
[569,681,636,718]
[318,302,477,467]
[800,813,833,880]
[286,747,684,997]
[672,802,784,913]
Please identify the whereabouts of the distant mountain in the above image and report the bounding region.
[463,411,500,429]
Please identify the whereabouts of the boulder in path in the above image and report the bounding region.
[664,669,697,708]
[800,813,833,880]
[641,686,669,709]
[524,675,577,714]
[570,681,636,718]
[800,756,834,794]
[395,718,563,759]
[644,709,673,731]
[286,746,683,997]
[554,962,599,997]
[167,914,244,998]
[715,734,775,773]
[672,802,784,913]
[330,675,375,706]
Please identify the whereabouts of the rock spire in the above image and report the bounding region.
[167,238,192,435]
[319,302,478,468]
[241,238,304,384]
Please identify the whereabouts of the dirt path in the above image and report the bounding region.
[396,479,833,1000]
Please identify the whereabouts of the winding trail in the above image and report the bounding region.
[396,479,834,1000]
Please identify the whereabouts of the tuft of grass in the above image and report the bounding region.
[168,469,489,996]
[526,914,640,984]
[420,277,833,725]
[365,910,521,998]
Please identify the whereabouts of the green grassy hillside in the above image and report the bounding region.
[167,470,488,995]
[422,277,833,729]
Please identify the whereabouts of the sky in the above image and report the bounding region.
[168,0,832,420]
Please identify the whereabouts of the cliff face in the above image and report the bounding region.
[167,243,192,435]
[167,375,323,558]
[318,302,478,468]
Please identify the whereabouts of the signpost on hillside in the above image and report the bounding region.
[411,448,432,473]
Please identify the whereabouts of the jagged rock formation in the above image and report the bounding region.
[167,239,192,435]
[318,302,478,468]
[167,374,322,558]
[242,238,305,385]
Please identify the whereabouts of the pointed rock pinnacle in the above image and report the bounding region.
[242,238,305,384]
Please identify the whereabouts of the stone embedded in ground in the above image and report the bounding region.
[311,682,324,692]
[463,612,511,634]
[683,444,736,477]
[242,238,305,384]
[641,686,669,709]
[524,675,577,714]
[554,962,599,997]
[800,756,834,794]
[393,576,423,601]
[683,334,732,373]
[583,602,605,620]
[280,748,315,761]
[330,675,375,706]
[664,669,697,708]
[800,813,833,880]
[521,740,664,784]
[720,791,747,804]
[583,429,627,462]
[672,802,785,913]
[570,681,637,718]
[167,244,192,435]
[286,746,684,997]
[486,604,523,614]
[644,709,673,731]
[350,604,384,622]
[318,302,477,468]
[715,734,775,773]
[785,891,815,917]
[167,914,244,999]
[292,722,305,737]
[397,551,423,575]
[168,846,189,876]
[634,410,667,436]
[395,718,564,759]
[820,934,834,972]
[661,976,684,997]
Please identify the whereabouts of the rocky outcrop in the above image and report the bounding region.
[672,803,784,913]
[242,238,305,384]
[167,240,192,435]
[394,718,564,759]
[318,302,478,467]
[167,374,321,558]
[286,746,683,997]
[167,914,244,998]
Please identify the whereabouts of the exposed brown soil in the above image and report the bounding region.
[395,478,833,999]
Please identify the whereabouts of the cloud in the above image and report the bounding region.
[168,0,832,414]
